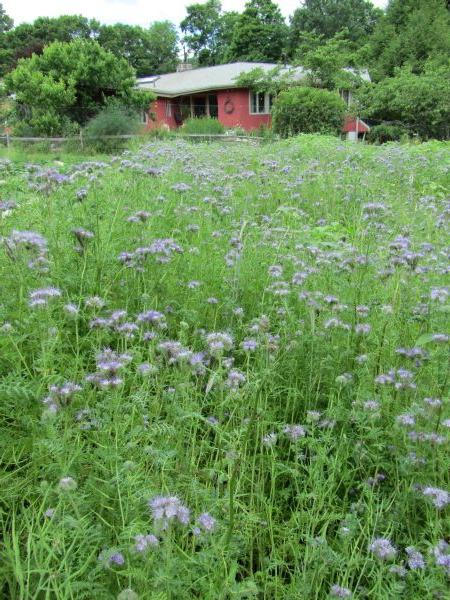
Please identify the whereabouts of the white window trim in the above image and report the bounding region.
[249,91,272,115]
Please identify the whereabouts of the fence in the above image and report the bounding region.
[0,132,264,151]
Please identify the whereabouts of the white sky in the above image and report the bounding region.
[4,0,388,28]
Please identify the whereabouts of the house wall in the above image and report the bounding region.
[217,89,271,131]
[146,98,177,130]
[145,88,271,132]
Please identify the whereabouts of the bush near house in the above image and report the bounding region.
[83,103,142,152]
[367,123,410,144]
[182,117,225,135]
[5,39,154,136]
[272,87,346,138]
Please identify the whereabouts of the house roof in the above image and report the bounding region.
[136,62,306,98]
[136,62,371,98]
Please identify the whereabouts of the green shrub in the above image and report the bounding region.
[367,123,410,144]
[83,104,141,152]
[272,87,346,138]
[182,117,225,135]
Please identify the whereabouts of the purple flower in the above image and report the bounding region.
[196,513,216,532]
[405,546,425,570]
[283,424,306,441]
[369,538,397,560]
[148,496,190,527]
[330,585,352,598]
[422,486,449,509]
[98,550,125,567]
[134,534,159,552]
[29,287,61,308]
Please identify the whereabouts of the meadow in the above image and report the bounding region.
[0,135,449,599]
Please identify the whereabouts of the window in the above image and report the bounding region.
[249,91,273,115]
[165,102,172,117]
[141,110,149,124]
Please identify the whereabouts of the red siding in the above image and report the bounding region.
[342,116,370,133]
[145,88,271,132]
[146,98,177,130]
[217,89,271,130]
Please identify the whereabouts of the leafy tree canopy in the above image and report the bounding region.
[5,39,154,135]
[0,2,13,33]
[0,15,100,75]
[289,0,382,50]
[180,1,240,66]
[368,0,450,79]
[226,0,289,63]
[356,61,450,139]
[97,21,178,76]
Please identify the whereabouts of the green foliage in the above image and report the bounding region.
[0,2,13,34]
[368,0,450,80]
[0,15,100,76]
[182,117,225,134]
[4,39,153,136]
[0,16,178,78]
[97,21,179,77]
[295,32,364,90]
[0,136,449,599]
[181,0,223,65]
[272,86,346,137]
[83,104,141,152]
[226,0,288,62]
[235,65,295,95]
[289,0,382,48]
[367,123,409,144]
[357,64,450,139]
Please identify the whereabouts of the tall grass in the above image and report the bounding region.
[0,136,449,599]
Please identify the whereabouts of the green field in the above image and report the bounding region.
[0,136,449,599]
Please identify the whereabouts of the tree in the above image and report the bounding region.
[356,62,450,139]
[289,0,382,51]
[368,0,450,80]
[295,32,364,90]
[97,22,178,76]
[0,3,13,33]
[0,15,100,75]
[181,0,222,65]
[180,1,240,66]
[226,0,288,63]
[272,86,346,137]
[5,40,154,135]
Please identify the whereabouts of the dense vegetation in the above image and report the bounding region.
[1,1,450,139]
[0,136,449,598]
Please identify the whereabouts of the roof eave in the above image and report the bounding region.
[138,83,247,98]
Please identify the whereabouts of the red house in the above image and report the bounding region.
[136,62,370,135]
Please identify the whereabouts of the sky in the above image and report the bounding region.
[4,0,388,28]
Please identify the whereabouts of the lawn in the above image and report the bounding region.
[0,135,449,599]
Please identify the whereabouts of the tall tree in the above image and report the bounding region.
[97,22,178,76]
[0,2,13,33]
[0,15,100,75]
[368,0,450,80]
[181,0,223,65]
[227,0,288,63]
[289,0,382,52]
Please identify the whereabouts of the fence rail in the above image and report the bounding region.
[0,133,264,147]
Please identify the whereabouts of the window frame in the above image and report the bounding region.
[249,91,272,115]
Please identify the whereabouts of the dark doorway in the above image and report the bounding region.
[194,97,207,117]
[208,94,218,118]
